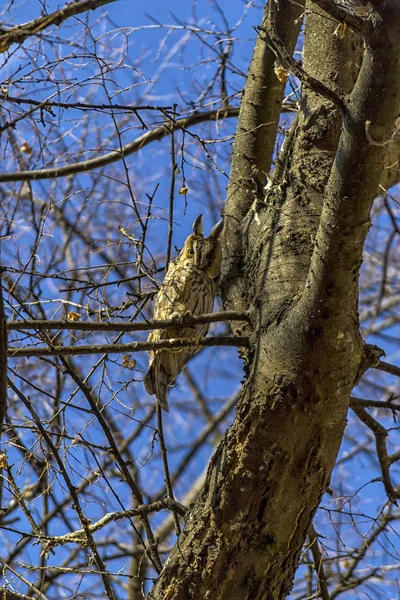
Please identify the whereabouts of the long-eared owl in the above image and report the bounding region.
[144,214,224,412]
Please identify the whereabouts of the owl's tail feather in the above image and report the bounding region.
[143,356,171,413]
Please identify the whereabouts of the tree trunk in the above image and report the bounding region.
[136,2,400,599]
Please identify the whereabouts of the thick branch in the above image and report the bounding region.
[300,1,400,321]
[221,0,304,322]
[0,0,116,50]
[0,590,36,600]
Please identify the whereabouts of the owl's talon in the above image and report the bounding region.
[170,310,192,325]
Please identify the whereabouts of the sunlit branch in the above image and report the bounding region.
[41,498,186,551]
[0,0,117,50]
[0,558,48,600]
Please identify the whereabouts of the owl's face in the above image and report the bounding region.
[179,215,223,279]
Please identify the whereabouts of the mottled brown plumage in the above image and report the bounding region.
[144,215,223,411]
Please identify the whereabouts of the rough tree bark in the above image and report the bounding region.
[148,1,400,599]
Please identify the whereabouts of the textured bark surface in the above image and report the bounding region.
[221,0,304,331]
[149,1,400,598]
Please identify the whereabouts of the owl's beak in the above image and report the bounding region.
[192,214,204,236]
[208,217,224,240]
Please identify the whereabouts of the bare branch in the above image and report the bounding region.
[156,405,181,536]
[0,0,117,50]
[0,269,7,433]
[7,311,250,333]
[8,336,249,359]
[0,109,239,183]
[7,380,117,600]
[352,406,399,504]
[375,360,400,378]
[350,396,400,410]
[308,523,331,600]
[41,498,186,551]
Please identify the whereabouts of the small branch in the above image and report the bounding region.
[7,310,251,333]
[166,105,177,269]
[0,269,7,434]
[0,0,116,50]
[375,360,400,378]
[0,589,36,600]
[40,498,186,551]
[8,336,249,359]
[0,93,173,113]
[352,406,399,504]
[156,406,181,536]
[0,108,239,183]
[308,523,331,600]
[350,396,400,411]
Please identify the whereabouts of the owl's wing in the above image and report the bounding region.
[144,259,216,411]
[152,260,190,320]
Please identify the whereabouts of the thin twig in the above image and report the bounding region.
[350,396,400,411]
[0,268,7,433]
[156,405,181,536]
[166,104,177,269]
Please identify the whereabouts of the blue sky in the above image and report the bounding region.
[2,1,400,598]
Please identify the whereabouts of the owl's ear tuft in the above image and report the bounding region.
[208,217,224,240]
[192,214,204,236]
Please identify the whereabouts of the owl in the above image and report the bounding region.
[333,0,372,17]
[144,214,224,412]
